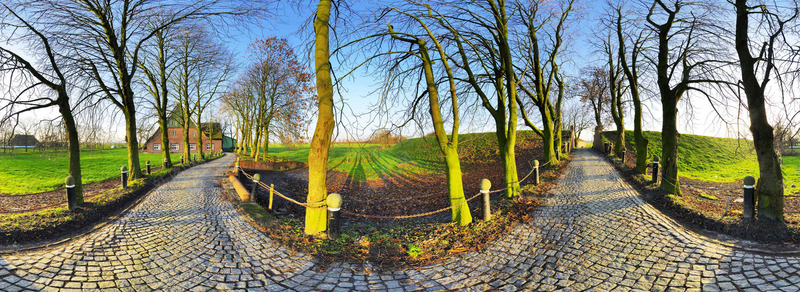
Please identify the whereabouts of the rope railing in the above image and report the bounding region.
[235,157,554,219]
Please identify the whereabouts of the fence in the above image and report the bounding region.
[233,156,555,238]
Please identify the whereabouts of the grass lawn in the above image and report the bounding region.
[263,131,543,181]
[0,148,164,195]
[616,130,799,194]
[267,143,440,181]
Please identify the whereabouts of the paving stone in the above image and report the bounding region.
[1,151,800,290]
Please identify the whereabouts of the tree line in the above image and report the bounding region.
[0,0,270,202]
[305,0,799,234]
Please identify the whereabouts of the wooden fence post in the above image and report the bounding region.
[480,179,491,221]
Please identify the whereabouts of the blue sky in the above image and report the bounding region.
[2,1,792,143]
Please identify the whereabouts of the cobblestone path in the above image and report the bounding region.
[2,150,800,291]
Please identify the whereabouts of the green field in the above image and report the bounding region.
[265,130,543,181]
[0,148,164,195]
[613,130,799,194]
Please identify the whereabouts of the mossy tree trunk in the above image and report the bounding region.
[386,16,472,224]
[306,0,334,235]
[734,0,785,221]
[516,0,574,168]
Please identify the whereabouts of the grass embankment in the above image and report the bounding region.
[605,130,800,242]
[611,130,798,194]
[0,148,163,195]
[264,130,544,180]
[0,154,223,246]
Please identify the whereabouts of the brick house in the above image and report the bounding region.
[143,114,232,154]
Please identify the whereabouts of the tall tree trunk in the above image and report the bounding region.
[660,99,681,195]
[159,114,172,167]
[196,113,204,161]
[444,147,471,225]
[306,0,334,235]
[734,0,784,221]
[554,77,565,158]
[610,92,625,157]
[652,7,683,196]
[59,98,82,204]
[633,113,648,172]
[182,116,191,162]
[124,107,143,179]
[538,106,557,165]
[262,122,270,160]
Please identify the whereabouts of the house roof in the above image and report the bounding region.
[165,108,223,139]
[9,134,38,146]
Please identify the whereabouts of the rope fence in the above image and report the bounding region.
[235,157,553,220]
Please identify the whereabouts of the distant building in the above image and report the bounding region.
[9,134,38,148]
[575,139,587,148]
[143,112,235,154]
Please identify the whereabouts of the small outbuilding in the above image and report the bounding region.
[9,134,38,148]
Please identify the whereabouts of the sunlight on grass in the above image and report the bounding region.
[0,148,163,195]
[621,130,799,194]
[264,131,543,182]
[268,143,440,181]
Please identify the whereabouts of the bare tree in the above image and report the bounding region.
[138,15,178,168]
[8,0,268,180]
[647,0,722,195]
[433,0,522,197]
[0,4,88,201]
[614,3,650,173]
[577,66,610,148]
[364,2,475,225]
[516,0,576,166]
[604,34,626,157]
[733,0,796,221]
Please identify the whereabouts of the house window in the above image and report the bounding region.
[206,143,211,150]
[190,144,196,150]
[170,144,179,150]
[172,130,176,137]
[153,144,161,151]
[192,130,196,137]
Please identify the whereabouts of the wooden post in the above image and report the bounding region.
[743,175,755,220]
[480,179,491,221]
[269,183,275,211]
[533,160,540,185]
[327,193,342,240]
[121,166,128,188]
[66,176,77,211]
